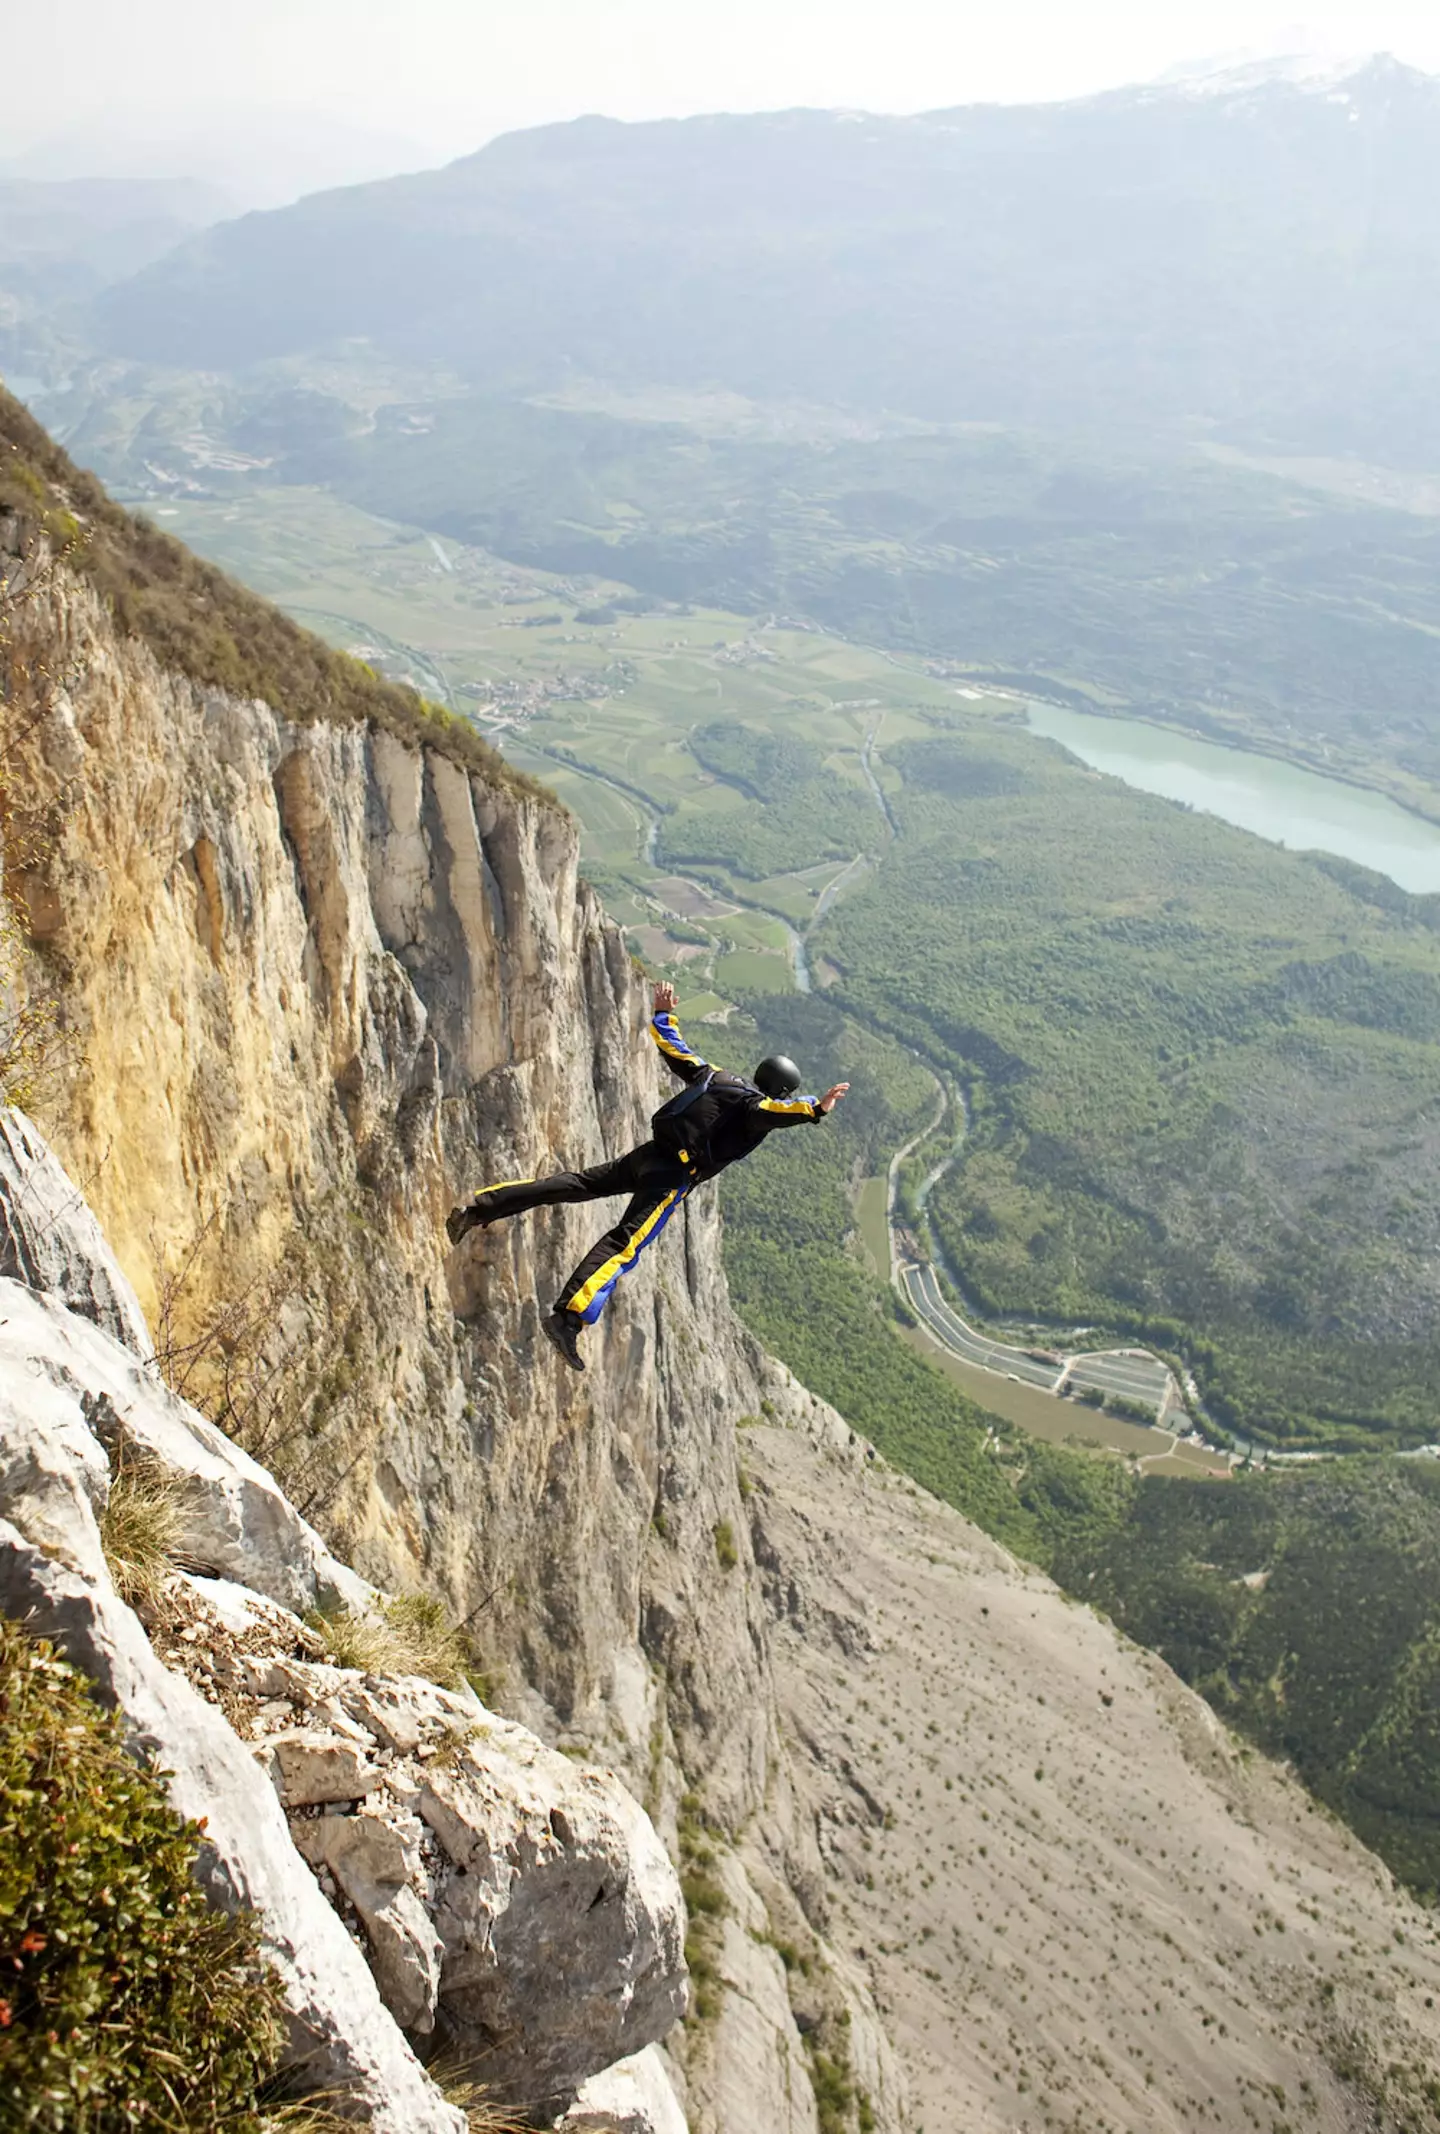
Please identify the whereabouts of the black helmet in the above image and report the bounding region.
[754,1055,802,1098]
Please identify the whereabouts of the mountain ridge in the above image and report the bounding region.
[88,71,1440,460]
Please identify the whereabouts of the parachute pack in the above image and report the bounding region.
[651,1067,756,1169]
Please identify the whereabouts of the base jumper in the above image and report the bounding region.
[446,981,850,1370]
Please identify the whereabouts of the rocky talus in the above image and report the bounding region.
[744,1410,1440,2133]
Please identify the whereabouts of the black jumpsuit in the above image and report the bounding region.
[472,1010,825,1324]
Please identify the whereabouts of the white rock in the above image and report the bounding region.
[0,1521,465,2133]
[707,1903,819,2134]
[557,2045,690,2133]
[242,1653,337,1702]
[0,1108,153,1356]
[178,1569,312,1642]
[420,1721,688,2110]
[0,1330,111,1579]
[0,1114,688,2118]
[0,1274,373,1617]
[305,1811,445,2034]
[311,1698,378,1746]
[338,1674,476,1753]
[271,1728,383,1807]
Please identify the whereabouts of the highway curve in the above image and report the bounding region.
[887,1079,1179,1423]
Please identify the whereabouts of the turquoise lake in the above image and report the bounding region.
[1025,704,1440,896]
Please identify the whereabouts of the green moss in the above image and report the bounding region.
[677,1792,728,2027]
[0,388,553,803]
[809,2048,857,2134]
[0,1615,285,2127]
[712,1518,738,1571]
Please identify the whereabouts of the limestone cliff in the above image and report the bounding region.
[0,511,898,2130]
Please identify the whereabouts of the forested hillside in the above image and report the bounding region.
[1052,1459,1440,1899]
[807,715,1440,1448]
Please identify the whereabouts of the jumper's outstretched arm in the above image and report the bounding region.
[649,980,710,1084]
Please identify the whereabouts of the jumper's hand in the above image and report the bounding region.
[653,980,679,1015]
[817,1082,850,1114]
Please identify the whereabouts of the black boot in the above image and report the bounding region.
[446,1192,500,1245]
[540,1307,585,1372]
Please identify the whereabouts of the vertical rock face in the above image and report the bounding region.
[0,1109,152,1355]
[5,566,770,1796]
[3,555,900,2127]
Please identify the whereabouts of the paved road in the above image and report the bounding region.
[903,1262,1063,1391]
[1065,1351,1174,1411]
[903,1258,1180,1418]
[890,1090,1181,1422]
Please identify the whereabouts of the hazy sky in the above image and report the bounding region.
[12,0,1440,171]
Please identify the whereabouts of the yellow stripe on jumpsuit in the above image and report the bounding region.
[566,1178,692,1323]
[457,1141,696,1326]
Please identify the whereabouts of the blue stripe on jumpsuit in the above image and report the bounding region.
[566,1181,692,1323]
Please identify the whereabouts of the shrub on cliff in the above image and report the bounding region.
[0,1615,286,2129]
[306,1593,474,1691]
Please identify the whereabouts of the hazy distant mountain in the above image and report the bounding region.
[1151,46,1373,92]
[4,106,443,216]
[92,57,1440,460]
[0,176,233,311]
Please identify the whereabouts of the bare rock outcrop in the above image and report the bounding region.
[0,1107,153,1356]
[246,1643,689,2104]
[0,1520,466,2133]
[0,1261,379,1628]
[559,2045,690,2134]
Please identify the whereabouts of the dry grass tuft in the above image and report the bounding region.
[100,1455,185,1613]
[307,1593,472,1691]
[259,2069,535,2133]
[261,2103,355,2132]
[428,2057,536,2131]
